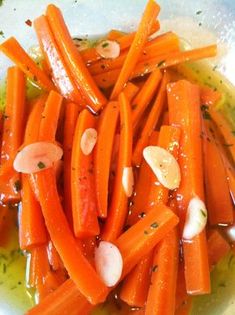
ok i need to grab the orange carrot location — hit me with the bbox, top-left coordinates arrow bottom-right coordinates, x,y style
0,67 -> 26,203
63,102 -> 80,226
226,167 -> 235,203
33,168 -> 108,305
34,15 -> 84,104
208,229 -> 230,269
47,240 -> 64,271
38,91 -> 63,142
175,261 -> 188,310
175,297 -> 193,315
132,69 -> 162,130
167,80 -> 210,295
27,204 -> 179,314
133,72 -> 169,166
101,92 -> 132,241
110,0 -> 160,99
71,109 -> 100,238
46,4 -> 107,113
0,37 -> 54,91
107,29 -> 125,40
94,68 -> 120,89
94,101 -> 119,218
123,82 -> 139,102
203,122 -> 234,226
200,86 -> 222,106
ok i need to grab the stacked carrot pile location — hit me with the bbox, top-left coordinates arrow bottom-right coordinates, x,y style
0,1 -> 234,315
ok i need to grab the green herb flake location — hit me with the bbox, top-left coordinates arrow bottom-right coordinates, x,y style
201,105 -> 211,120
196,10 -> 202,15
0,30 -> 5,38
14,180 -> 21,192
198,22 -> 202,27
157,60 -> 166,67
37,161 -> 46,169
152,265 -> 158,272
150,222 -> 158,229
213,65 -> 218,71
200,209 -> 207,217
102,42 -> 109,48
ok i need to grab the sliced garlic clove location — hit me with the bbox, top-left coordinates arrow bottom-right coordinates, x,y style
96,40 -> 120,59
95,241 -> 123,287
143,146 -> 181,190
122,166 -> 134,197
80,128 -> 97,155
13,142 -> 63,174
183,196 -> 208,240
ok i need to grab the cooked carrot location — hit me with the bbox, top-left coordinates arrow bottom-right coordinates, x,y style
0,37 -> 54,91
126,131 -> 159,226
123,82 -> 139,102
71,109 -> 99,237
38,91 -> 63,142
46,4 -> 107,113
107,29 -> 125,40
167,80 -> 210,295
145,228 -> 179,315
33,168 -> 108,305
29,245 -> 50,288
132,69 -> 162,130
101,92 -> 132,241
203,122 -> 234,226
27,203 -> 178,314
63,102 -> 80,226
226,166 -> 235,203
200,86 -> 222,106
0,67 -> 25,202
175,261 -> 188,310
0,205 -> 8,232
94,68 -> 120,89
110,0 -> 160,99
175,297 -> 193,315
89,33 -> 179,76
94,101 -> 119,218
120,253 -> 153,307
34,15 -> 84,104
47,240 -> 64,271
208,106 -> 235,161
133,72 -> 169,166
162,111 -> 169,125
207,229 -> 230,269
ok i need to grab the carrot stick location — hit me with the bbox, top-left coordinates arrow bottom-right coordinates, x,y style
101,92 -> 132,241
38,91 -> 63,142
167,80 -> 210,295
226,167 -> 235,203
0,67 -> 26,203
175,261 -> 188,310
94,101 -> 119,218
33,168 -> 108,305
132,69 -> 162,130
208,229 -> 230,269
133,72 -> 169,166
94,68 -> 120,89
110,0 -> 160,99
203,122 -> 234,226
89,33 -> 179,76
46,4 -> 107,113
200,86 -> 222,106
107,29 -> 125,40
47,240 -> 64,271
175,297 -> 193,315
71,109 -> 100,238
27,204 -> 178,314
123,82 -> 139,102
34,15 -> 84,104
63,102 -> 80,226
0,37 -> 54,91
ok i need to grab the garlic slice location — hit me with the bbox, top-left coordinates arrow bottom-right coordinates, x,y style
80,128 -> 97,155
95,241 -> 123,287
143,146 -> 181,190
13,142 -> 63,174
122,167 -> 134,197
96,40 -> 120,59
183,196 -> 208,240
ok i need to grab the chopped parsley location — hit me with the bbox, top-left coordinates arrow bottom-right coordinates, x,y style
102,42 -> 109,48
157,60 -> 166,67
37,161 -> 46,169
200,209 -> 207,217
201,104 -> 211,120
151,222 -> 158,229
196,10 -> 202,15
0,30 -> 5,38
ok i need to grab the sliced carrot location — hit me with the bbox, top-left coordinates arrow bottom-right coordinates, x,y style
63,102 -> 80,226
38,90 -> 63,142
33,168 -> 108,305
133,72 -> 169,166
175,261 -> 188,310
0,37 -> 54,91
101,92 -> 132,241
47,240 -> 64,271
107,29 -> 125,40
123,82 -> 139,102
71,109 -> 100,238
167,80 -> 210,295
132,69 -> 162,130
162,111 -> 169,125
203,121 -> 234,226
94,101 -> 119,218
110,0 -> 160,99
0,205 -> 8,232
46,4 -> 107,113
200,86 -> 222,106
175,297 -> 193,315
94,68 -> 120,89
226,166 -> 235,203
34,15 -> 84,104
0,67 -> 26,202
208,229 -> 230,269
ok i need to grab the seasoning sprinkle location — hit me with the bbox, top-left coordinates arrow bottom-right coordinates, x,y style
150,222 -> 158,229
37,161 -> 46,169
